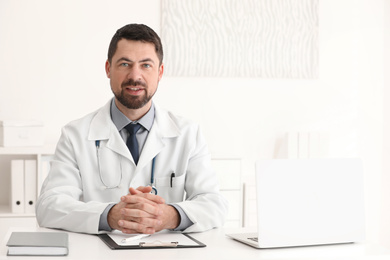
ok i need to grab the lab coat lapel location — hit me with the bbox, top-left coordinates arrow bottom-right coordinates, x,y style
87,100 -> 131,160
136,104 -> 181,170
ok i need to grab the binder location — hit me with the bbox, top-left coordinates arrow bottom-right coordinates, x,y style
98,232 -> 206,250
7,232 -> 68,256
10,160 -> 25,214
24,160 -> 37,214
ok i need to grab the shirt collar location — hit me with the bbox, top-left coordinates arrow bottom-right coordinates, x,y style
110,98 -> 155,131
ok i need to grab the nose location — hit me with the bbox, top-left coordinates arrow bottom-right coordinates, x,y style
127,65 -> 142,81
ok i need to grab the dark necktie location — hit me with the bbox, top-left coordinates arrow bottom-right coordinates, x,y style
125,123 -> 141,164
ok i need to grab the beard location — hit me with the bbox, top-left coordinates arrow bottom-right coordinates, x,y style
113,79 -> 155,110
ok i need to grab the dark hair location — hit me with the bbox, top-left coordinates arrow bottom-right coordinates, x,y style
107,24 -> 163,65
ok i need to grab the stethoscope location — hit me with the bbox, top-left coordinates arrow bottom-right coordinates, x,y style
95,140 -> 158,194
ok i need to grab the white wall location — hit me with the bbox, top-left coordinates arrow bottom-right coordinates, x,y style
382,0 -> 390,244
0,0 -> 161,142
0,0 -> 387,243
355,0 -> 385,244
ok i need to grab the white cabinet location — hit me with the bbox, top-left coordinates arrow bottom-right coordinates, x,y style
0,146 -> 54,238
211,158 -> 242,228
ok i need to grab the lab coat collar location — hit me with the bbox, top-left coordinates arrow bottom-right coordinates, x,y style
153,103 -> 181,138
87,99 -> 182,166
87,100 -> 114,141
87,100 -> 130,159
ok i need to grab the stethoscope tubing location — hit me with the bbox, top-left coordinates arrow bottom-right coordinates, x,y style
96,140 -> 157,194
150,157 -> 157,195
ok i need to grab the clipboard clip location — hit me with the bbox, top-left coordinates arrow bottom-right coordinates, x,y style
139,241 -> 179,248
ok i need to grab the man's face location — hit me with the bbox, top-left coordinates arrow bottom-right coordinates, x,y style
106,39 -> 163,111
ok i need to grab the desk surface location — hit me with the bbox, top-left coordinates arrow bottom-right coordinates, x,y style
1,227 -> 390,260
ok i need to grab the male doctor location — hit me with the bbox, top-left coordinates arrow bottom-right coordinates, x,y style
36,24 -> 228,234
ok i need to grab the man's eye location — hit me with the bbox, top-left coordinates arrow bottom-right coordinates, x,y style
120,63 -> 129,67
143,64 -> 151,68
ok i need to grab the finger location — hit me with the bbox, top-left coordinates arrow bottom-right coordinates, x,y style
118,220 -> 155,234
126,216 -> 162,228
121,194 -> 157,205
129,187 -> 141,195
121,193 -> 165,204
136,186 -> 152,193
135,193 -> 165,204
120,208 -> 158,218
123,200 -> 163,217
129,186 -> 152,195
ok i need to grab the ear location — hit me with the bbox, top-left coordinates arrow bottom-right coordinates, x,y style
105,60 -> 111,78
158,63 -> 164,82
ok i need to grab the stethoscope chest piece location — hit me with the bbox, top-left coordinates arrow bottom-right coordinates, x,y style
150,185 -> 158,195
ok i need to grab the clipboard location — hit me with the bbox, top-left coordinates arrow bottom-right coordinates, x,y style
98,231 -> 206,250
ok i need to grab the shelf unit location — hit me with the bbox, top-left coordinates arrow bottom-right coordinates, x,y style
211,157 -> 242,228
0,146 -> 55,216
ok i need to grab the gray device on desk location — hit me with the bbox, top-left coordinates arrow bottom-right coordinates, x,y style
226,158 -> 365,248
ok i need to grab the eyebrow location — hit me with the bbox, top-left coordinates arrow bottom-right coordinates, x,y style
116,57 -> 155,64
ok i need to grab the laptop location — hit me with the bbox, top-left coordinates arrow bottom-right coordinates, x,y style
226,158 -> 365,248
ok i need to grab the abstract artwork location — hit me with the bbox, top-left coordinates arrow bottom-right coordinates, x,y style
161,0 -> 319,78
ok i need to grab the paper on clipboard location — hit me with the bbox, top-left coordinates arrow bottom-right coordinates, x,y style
107,230 -> 199,247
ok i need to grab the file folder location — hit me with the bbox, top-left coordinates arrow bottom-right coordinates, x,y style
10,160 -> 25,213
24,160 -> 37,214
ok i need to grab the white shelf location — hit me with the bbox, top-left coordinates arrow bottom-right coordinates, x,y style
0,205 -> 35,217
0,145 -> 55,155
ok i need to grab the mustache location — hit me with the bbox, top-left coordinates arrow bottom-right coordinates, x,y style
121,79 -> 147,88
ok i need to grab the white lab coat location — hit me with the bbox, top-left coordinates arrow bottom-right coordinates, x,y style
36,100 -> 228,234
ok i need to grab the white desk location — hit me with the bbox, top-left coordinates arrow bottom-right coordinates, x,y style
1,227 -> 390,260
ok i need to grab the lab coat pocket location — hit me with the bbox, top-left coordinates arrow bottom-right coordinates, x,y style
155,173 -> 186,203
